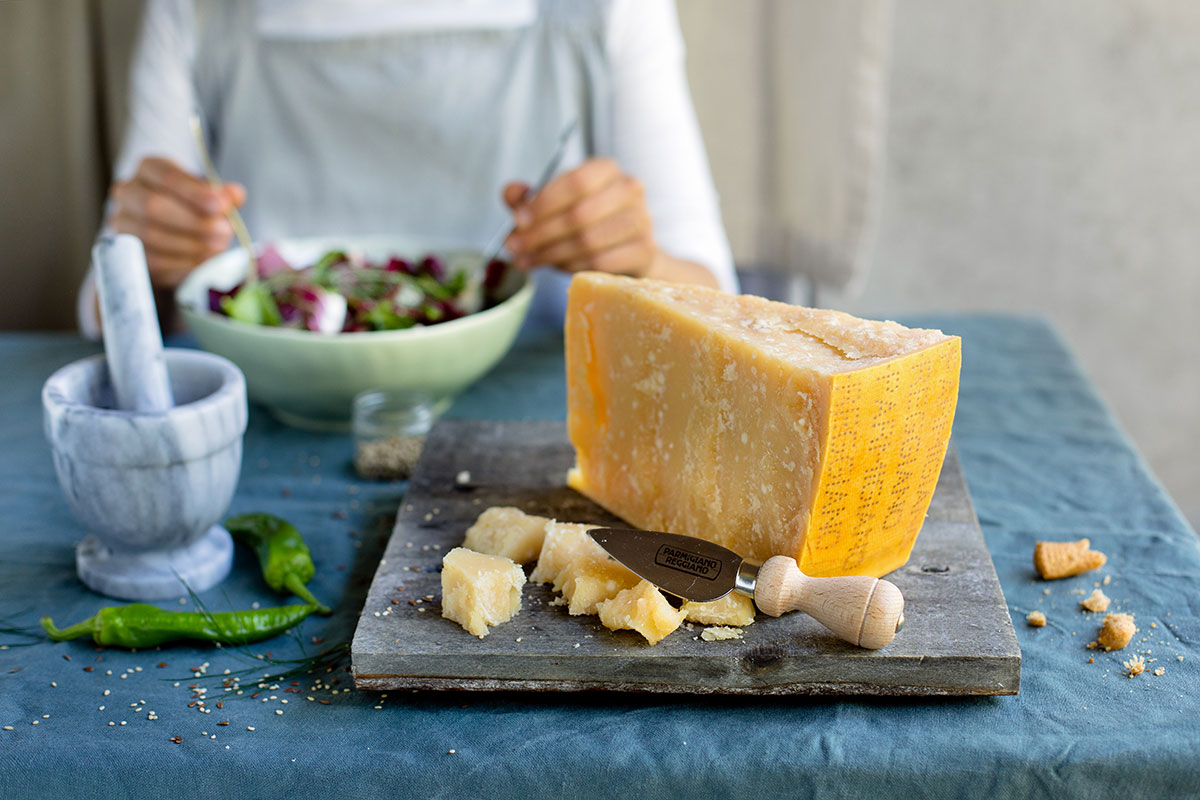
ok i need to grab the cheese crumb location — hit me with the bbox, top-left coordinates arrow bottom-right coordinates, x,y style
1098,613 -> 1137,651
1026,610 -> 1047,627
1034,539 -> 1106,580
700,626 -> 744,641
1080,589 -> 1110,613
1123,654 -> 1146,677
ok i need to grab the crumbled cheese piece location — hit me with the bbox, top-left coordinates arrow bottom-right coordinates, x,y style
1098,612 -> 1136,651
682,593 -> 756,627
529,521 -> 605,584
700,626 -> 744,642
1080,589 -> 1111,613
1123,654 -> 1146,677
462,506 -> 550,564
1034,539 -> 1106,580
596,580 -> 686,645
440,547 -> 525,638
554,554 -> 639,616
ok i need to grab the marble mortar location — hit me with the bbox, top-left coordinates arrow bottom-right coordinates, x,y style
42,349 -> 248,600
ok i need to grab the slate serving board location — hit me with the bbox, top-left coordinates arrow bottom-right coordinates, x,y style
351,420 -> 1021,696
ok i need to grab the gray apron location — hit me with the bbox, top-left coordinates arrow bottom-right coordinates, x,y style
193,0 -> 613,325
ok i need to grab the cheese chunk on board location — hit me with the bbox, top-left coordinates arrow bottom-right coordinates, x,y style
565,272 -> 961,578
462,506 -> 550,564
556,554 -> 641,616
681,592 -> 756,627
529,521 -> 605,586
440,547 -> 526,638
596,580 -> 687,645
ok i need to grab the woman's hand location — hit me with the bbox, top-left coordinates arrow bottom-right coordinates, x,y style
109,157 -> 245,290
502,158 -> 719,288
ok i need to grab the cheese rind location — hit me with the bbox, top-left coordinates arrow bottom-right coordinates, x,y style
681,592 -> 756,627
440,547 -> 525,638
596,580 -> 687,645
529,521 -> 605,586
565,272 -> 960,577
462,506 -> 549,564
556,554 -> 640,616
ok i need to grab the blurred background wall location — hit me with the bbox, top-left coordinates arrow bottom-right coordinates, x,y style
1,0 -> 1196,529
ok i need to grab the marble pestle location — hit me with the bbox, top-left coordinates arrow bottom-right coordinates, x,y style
93,234 -> 174,412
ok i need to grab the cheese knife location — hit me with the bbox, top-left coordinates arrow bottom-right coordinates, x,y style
588,528 -> 905,649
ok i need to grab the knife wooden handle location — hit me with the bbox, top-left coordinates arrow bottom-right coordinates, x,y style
754,556 -> 904,649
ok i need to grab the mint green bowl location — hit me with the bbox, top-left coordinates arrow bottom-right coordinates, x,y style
176,236 -> 533,430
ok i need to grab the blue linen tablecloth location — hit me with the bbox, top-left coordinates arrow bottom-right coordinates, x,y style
1,316 -> 1198,799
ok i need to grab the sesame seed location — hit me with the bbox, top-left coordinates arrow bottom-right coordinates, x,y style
103,689 -> 110,696
275,710 -> 283,716
2,726 -> 12,731
108,722 -> 115,726
120,721 -> 126,726
50,682 -> 57,688
41,715 -> 49,719
31,720 -> 38,726
98,706 -> 105,711
448,749 -> 456,754
247,726 -> 255,731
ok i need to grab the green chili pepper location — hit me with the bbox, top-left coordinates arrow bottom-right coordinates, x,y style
225,512 -> 331,614
39,603 -> 316,649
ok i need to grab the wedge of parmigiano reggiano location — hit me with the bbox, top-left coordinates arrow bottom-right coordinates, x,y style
565,272 -> 960,578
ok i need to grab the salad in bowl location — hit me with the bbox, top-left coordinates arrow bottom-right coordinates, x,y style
177,236 -> 533,429
208,244 -> 512,334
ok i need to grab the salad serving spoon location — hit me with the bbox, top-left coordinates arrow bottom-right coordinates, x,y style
189,112 -> 260,283
479,117 -> 579,271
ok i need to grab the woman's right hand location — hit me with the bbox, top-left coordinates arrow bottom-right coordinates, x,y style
108,157 -> 245,290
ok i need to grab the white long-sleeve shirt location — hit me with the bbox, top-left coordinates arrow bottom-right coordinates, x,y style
79,0 -> 736,336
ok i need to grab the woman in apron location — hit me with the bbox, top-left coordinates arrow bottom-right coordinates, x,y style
80,0 -> 736,335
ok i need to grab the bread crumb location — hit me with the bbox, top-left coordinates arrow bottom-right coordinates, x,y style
1080,589 -> 1110,613
1034,539 -> 1106,579
1026,610 -> 1046,627
1098,613 -> 1136,651
1153,667 -> 1165,676
1123,654 -> 1146,677
700,626 -> 744,641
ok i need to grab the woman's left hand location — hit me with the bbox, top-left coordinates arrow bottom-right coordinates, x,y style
502,158 -> 719,288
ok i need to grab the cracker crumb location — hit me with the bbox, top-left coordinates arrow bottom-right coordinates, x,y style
1098,613 -> 1136,651
1034,539 -> 1106,580
1026,610 -> 1047,627
700,626 -> 744,641
1153,667 -> 1165,676
1123,654 -> 1146,677
1080,589 -> 1110,613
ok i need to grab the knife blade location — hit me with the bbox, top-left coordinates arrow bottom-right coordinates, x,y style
589,527 -> 905,649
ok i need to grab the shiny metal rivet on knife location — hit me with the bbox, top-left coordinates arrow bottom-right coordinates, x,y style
589,528 -> 905,649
